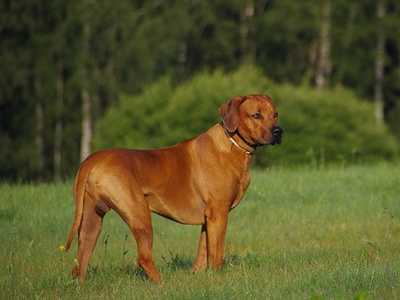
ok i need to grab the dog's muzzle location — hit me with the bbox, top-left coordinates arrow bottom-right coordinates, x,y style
271,126 -> 283,145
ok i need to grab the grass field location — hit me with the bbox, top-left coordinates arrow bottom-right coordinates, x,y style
1,163 -> 400,299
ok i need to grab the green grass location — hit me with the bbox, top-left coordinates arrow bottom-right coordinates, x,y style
1,163 -> 400,299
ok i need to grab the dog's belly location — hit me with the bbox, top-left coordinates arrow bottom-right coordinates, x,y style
146,192 -> 205,225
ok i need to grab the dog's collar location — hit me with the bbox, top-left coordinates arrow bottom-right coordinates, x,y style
228,136 -> 253,155
222,125 -> 255,155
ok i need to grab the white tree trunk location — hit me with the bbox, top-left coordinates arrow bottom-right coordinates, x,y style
80,22 -> 93,162
315,0 -> 331,89
240,0 -> 256,64
54,62 -> 63,180
35,99 -> 44,176
80,88 -> 92,162
34,72 -> 45,177
374,0 -> 385,124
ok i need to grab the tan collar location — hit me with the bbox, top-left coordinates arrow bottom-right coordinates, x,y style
220,125 -> 255,155
217,123 -> 255,155
228,136 -> 253,155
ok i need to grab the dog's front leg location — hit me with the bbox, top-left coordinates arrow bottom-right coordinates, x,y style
205,207 -> 229,270
192,224 -> 207,272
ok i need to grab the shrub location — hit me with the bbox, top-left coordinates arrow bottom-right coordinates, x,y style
94,65 -> 398,166
260,84 -> 398,166
94,77 -> 174,149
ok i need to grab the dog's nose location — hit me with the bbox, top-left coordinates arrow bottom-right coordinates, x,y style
272,126 -> 283,137
271,126 -> 283,145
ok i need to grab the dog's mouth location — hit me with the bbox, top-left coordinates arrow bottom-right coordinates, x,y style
258,136 -> 281,146
250,126 -> 283,147
270,136 -> 282,145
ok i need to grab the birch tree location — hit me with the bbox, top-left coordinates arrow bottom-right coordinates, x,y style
374,0 -> 386,124
315,0 -> 331,89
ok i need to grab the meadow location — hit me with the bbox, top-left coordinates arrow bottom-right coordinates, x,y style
1,163 -> 400,299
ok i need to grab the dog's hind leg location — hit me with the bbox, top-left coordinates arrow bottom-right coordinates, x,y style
111,183 -> 161,283
72,193 -> 105,284
130,215 -> 160,283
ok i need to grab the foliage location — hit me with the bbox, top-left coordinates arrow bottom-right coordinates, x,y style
95,66 -> 398,166
94,77 -> 174,149
261,84 -> 399,166
1,0 -> 400,180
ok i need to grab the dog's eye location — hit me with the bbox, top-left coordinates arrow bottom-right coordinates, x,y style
274,112 -> 278,119
252,112 -> 261,119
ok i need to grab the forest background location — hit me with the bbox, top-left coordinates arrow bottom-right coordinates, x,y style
1,0 -> 399,181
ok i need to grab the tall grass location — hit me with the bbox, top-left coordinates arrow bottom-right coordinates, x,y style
1,163 -> 399,299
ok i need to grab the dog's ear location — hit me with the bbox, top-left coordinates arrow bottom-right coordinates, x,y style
219,96 -> 246,133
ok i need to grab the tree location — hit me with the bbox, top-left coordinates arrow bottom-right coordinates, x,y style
374,0 -> 386,124
53,62 -> 64,180
256,1 -> 319,83
314,0 -> 332,89
1,0 -> 399,181
79,21 -> 93,162
240,0 -> 255,64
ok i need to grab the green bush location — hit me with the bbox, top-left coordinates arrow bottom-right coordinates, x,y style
262,84 -> 398,166
94,65 -> 398,166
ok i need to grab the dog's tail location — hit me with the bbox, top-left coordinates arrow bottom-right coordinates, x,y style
63,166 -> 89,251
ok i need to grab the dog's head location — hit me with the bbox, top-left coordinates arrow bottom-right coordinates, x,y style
219,95 -> 283,146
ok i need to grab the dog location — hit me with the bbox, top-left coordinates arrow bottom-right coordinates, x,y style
63,94 -> 283,283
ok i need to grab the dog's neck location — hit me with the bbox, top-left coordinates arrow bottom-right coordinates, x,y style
202,124 -> 253,177
218,123 -> 255,155
217,124 -> 255,156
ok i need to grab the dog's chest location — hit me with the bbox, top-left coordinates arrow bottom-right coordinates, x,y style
230,163 -> 251,209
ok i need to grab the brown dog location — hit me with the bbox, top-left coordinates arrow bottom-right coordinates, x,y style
63,94 -> 282,283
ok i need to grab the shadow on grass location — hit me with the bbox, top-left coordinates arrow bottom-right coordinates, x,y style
159,251 -> 264,272
224,253 -> 263,269
160,252 -> 264,272
125,266 -> 149,281
162,253 -> 193,271
87,264 -> 150,282
85,252 -> 264,282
